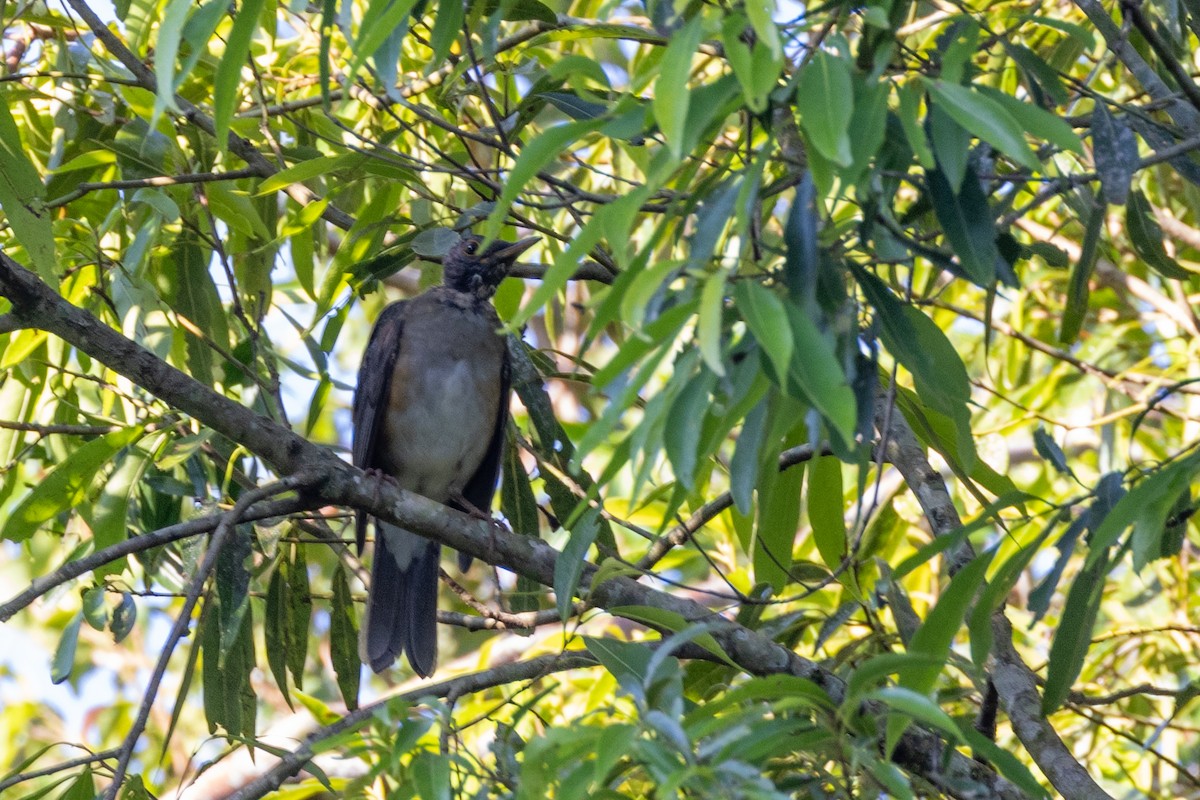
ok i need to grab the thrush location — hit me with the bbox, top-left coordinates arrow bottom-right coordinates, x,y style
353,233 -> 538,676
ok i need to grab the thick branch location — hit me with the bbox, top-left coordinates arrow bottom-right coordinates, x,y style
1072,0 -> 1200,133
874,392 -> 1114,800
0,251 -> 1023,800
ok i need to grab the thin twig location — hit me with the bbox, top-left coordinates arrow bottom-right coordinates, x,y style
0,497 -> 316,622
0,747 -> 121,793
104,475 -> 315,800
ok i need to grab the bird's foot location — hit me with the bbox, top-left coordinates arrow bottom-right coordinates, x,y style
450,492 -> 512,547
365,467 -> 399,505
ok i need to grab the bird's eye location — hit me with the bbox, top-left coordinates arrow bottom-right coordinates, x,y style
465,240 -> 478,255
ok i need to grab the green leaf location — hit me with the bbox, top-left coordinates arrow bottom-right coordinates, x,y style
653,16 -> 703,160
901,549 -> 992,696
610,606 -> 736,666
927,164 -> 1000,286
411,753 -> 452,800
554,507 -> 601,620
1060,200 -> 1103,344
330,564 -> 360,710
974,85 -> 1082,155
265,564 -> 292,708
0,95 -> 56,276
896,82 -> 934,169
1042,550 -> 1107,714
796,50 -> 854,166
808,456 -> 846,572
1090,102 -> 1138,206
4,426 -> 145,543
87,449 -> 147,578
722,14 -> 782,113
51,612 -> 83,685
733,282 -> 794,383
853,268 -> 972,444
868,686 -> 964,752
427,0 -> 465,68
214,0 -> 266,151
1126,189 -> 1191,280
924,79 -> 1040,170
784,305 -> 857,443
82,586 -> 109,631
696,269 -> 728,376
256,154 -> 350,196
345,0 -> 422,84
754,409 -> 805,591
483,117 -> 606,242
153,0 -> 193,115
286,545 -> 310,689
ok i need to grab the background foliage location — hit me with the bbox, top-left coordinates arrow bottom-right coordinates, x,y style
2,0 -> 1200,797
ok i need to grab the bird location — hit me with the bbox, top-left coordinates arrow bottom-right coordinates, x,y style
352,233 -> 538,676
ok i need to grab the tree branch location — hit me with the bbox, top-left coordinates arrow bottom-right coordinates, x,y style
0,497 -> 314,622
873,391 -> 1114,800
0,250 -> 1025,800
104,477 -> 314,800
61,0 -> 355,231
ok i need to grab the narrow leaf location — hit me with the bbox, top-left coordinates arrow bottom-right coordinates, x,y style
214,0 -> 267,151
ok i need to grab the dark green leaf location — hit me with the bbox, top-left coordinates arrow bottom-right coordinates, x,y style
111,591 -> 137,643
927,164 -> 1000,287
1003,42 -> 1070,106
1090,102 -> 1138,205
1126,189 -> 1191,280
782,174 -> 819,305
286,545 -> 310,689
1033,426 -> 1073,476
730,395 -> 769,515
501,427 -> 542,614
265,564 -> 292,708
1042,550 -> 1107,714
1060,201 -> 1103,344
796,50 -> 854,166
554,507 -> 600,620
330,564 -> 360,710
540,92 -> 610,121
664,368 -> 717,490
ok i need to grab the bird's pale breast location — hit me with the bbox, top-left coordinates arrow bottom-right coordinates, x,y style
381,294 -> 504,502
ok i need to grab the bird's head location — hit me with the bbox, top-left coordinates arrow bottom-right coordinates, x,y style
442,234 -> 539,299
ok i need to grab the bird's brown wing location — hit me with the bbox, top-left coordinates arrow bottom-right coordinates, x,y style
352,300 -> 407,554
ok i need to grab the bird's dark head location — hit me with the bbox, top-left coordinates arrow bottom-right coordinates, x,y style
442,234 -> 539,299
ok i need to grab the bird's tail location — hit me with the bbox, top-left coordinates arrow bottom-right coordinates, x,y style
360,522 -> 440,676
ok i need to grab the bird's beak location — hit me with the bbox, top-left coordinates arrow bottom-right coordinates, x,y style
488,236 -> 539,264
